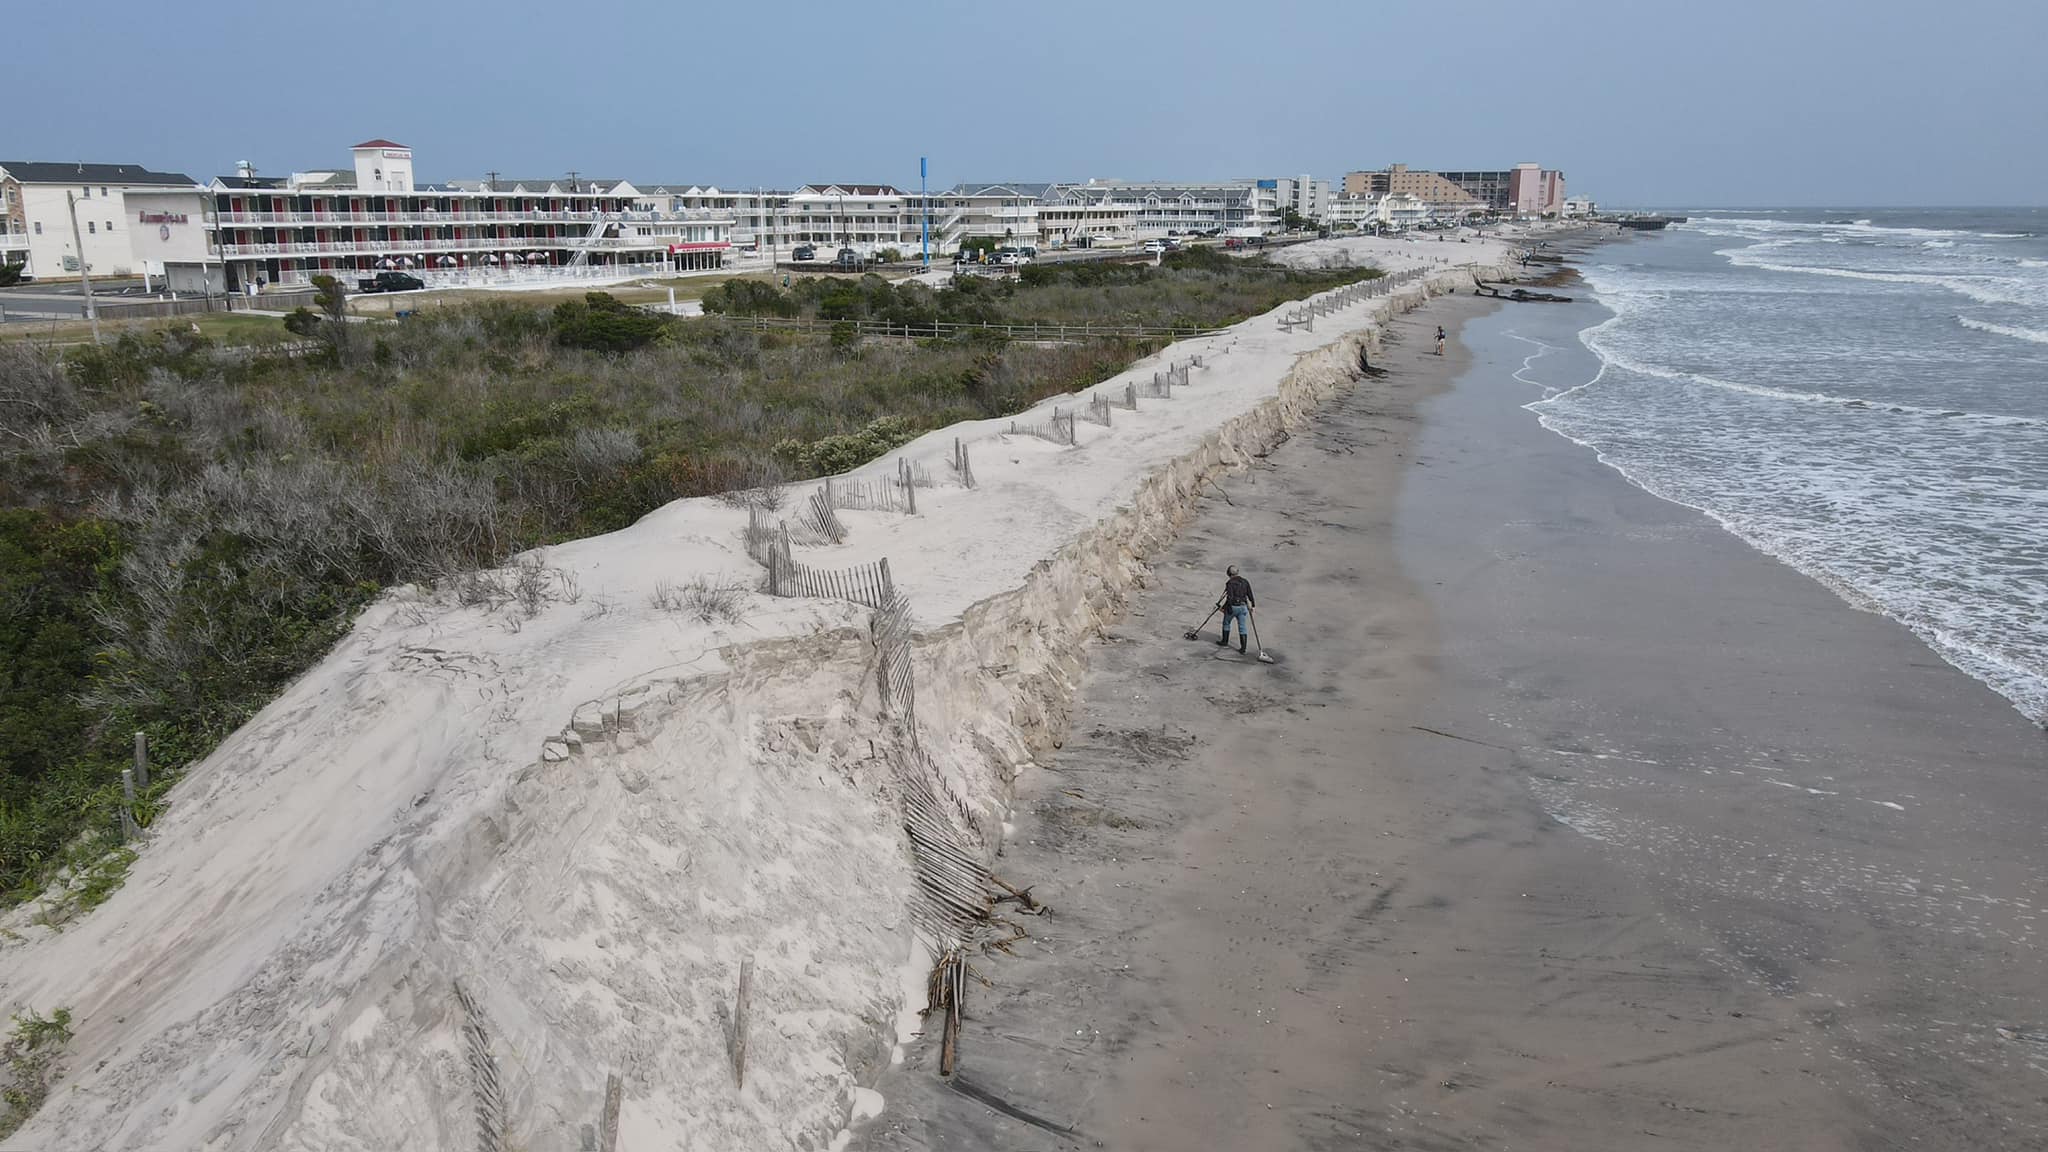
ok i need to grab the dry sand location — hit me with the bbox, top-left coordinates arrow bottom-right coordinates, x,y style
853,286 -> 2048,1150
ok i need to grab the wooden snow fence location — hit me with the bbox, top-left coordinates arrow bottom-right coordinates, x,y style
950,437 -> 976,489
763,540 -> 896,608
1007,409 -> 1076,446
1085,391 -> 1113,426
797,480 -> 848,543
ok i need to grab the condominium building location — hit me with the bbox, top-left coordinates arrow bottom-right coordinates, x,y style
0,160 -> 200,280
1341,165 -> 1485,212
197,140 -> 733,293
1324,193 -> 1384,230
1049,180 -> 1279,236
1508,163 -> 1567,216
933,183 -> 1047,251
1342,163 -> 1563,216
1034,192 -> 1139,248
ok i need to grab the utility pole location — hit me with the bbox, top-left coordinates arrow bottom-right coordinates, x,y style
65,191 -> 101,345
920,156 -> 929,268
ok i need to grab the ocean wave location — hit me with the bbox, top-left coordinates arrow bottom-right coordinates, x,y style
1572,307 -> 2039,427
1924,240 -> 1955,249
1958,316 -> 2048,345
1683,215 -> 1971,240
1720,248 -> 2042,308
1520,401 -> 2048,723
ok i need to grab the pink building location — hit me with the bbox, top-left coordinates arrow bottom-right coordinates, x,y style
1508,163 -> 1567,217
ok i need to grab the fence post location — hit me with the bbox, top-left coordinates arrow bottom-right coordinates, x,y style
600,1071 -> 624,1150
133,730 -> 149,790
120,769 -> 138,841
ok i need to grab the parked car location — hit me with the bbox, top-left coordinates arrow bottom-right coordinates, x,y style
834,248 -> 862,270
1142,239 -> 1167,254
792,244 -> 817,261
1019,245 -> 1038,258
996,251 -> 1030,267
356,271 -> 424,293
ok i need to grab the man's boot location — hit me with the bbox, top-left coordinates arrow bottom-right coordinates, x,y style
1215,636 -> 1228,646
1238,638 -> 1248,654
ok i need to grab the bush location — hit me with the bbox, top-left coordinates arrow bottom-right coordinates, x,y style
773,415 -> 920,475
0,263 -> 25,289
552,292 -> 671,353
283,307 -> 322,337
0,1006 -> 72,1139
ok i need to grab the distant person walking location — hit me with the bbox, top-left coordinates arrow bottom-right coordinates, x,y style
1217,566 -> 1255,654
1435,326 -> 1446,356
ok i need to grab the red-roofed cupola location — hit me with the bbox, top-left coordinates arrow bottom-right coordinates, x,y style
351,139 -> 409,150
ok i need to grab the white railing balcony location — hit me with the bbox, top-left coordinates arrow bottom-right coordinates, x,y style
215,233 -> 686,259
210,208 -> 734,228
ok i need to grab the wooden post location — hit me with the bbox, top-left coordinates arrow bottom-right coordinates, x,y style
731,957 -> 754,1089
599,1071 -> 623,1152
133,730 -> 149,790
120,769 -> 138,841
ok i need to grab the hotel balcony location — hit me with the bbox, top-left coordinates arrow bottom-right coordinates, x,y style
215,234 -> 682,259
208,208 -> 733,228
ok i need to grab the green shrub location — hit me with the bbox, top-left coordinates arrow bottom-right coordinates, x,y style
552,292 -> 670,353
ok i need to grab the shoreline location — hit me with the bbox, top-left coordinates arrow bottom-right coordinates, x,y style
854,246 -> 2048,1149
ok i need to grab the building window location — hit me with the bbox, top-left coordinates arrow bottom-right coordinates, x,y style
34,222 -> 42,234
81,187 -> 90,199
87,222 -> 96,233
101,187 -> 109,196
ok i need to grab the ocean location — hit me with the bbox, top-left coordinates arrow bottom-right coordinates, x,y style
1528,208 -> 2048,724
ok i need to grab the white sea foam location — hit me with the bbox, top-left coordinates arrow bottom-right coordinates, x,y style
1958,316 -> 2048,346
1544,253 -> 2048,726
1719,245 -> 2044,309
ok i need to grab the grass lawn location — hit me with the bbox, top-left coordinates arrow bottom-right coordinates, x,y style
0,310 -> 288,346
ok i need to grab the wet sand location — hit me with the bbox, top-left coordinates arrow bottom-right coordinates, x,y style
855,287 -> 2047,1150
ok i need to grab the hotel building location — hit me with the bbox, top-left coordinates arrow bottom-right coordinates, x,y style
0,160 -> 200,281
198,140 -> 733,293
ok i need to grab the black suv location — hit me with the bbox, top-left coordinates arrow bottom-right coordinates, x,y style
357,271 -> 425,293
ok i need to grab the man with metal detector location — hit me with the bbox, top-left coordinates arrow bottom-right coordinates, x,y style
1217,566 -> 1255,654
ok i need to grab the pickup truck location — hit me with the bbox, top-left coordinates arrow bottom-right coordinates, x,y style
357,271 -> 424,293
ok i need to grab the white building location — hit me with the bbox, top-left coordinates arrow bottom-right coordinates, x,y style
1382,193 -> 1432,229
1562,195 -> 1597,219
198,140 -> 734,292
0,160 -> 200,281
1324,193 -> 1384,230
1283,174 -> 1332,222
1048,180 -> 1277,236
932,184 -> 1045,252
124,188 -> 215,292
1035,193 -> 1139,249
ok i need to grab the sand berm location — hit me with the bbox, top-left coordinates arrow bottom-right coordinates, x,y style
0,237 -> 1516,1151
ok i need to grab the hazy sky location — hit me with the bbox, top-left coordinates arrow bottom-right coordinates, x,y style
11,0 -> 2043,206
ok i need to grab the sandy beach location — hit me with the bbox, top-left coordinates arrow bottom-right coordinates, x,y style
853,278 -> 2048,1149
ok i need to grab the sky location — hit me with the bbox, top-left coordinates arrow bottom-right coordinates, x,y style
10,0 -> 2045,207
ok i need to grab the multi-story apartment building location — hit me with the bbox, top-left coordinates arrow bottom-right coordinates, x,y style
1343,163 -> 1563,216
1341,165 -> 1485,211
1035,192 -> 1139,248
1508,163 -> 1567,216
1325,193 -> 1384,230
931,183 -> 1046,252
1049,180 -> 1279,236
0,160 -> 199,280
197,140 -> 732,293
